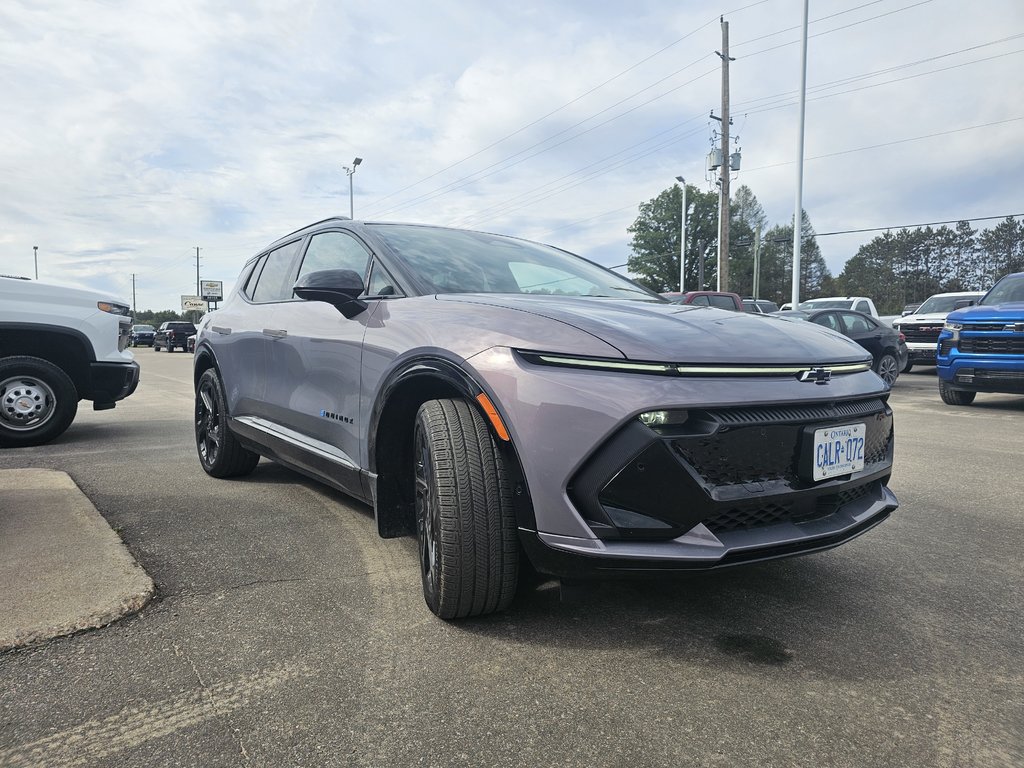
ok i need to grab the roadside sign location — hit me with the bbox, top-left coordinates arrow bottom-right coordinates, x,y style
201,280 -> 223,301
181,295 -> 208,312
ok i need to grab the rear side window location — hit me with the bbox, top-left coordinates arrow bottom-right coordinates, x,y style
252,240 -> 303,303
709,295 -> 736,310
855,300 -> 870,313
840,312 -> 874,333
689,295 -> 710,306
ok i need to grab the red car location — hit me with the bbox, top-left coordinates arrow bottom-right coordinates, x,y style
660,291 -> 744,311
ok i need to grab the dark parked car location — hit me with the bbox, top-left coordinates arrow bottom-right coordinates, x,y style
742,298 -> 780,314
778,309 -> 907,386
154,321 -> 196,352
129,323 -> 156,347
194,218 -> 897,619
660,290 -> 744,311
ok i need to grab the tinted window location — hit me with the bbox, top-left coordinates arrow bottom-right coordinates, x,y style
368,224 -> 655,300
690,295 -> 710,306
840,312 -> 874,333
252,240 -> 303,303
241,256 -> 266,300
855,300 -> 870,313
366,261 -> 399,297
298,232 -> 371,281
709,295 -> 736,310
812,312 -> 842,332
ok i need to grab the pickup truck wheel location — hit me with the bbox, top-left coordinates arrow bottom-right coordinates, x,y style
413,399 -> 518,619
875,353 -> 899,387
939,379 -> 976,406
195,369 -> 260,477
0,356 -> 79,448
167,344 -> 174,353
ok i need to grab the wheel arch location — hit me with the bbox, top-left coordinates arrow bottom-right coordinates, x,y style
368,356 -> 535,539
0,324 -> 94,398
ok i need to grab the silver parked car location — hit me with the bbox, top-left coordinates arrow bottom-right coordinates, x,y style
193,218 -> 898,618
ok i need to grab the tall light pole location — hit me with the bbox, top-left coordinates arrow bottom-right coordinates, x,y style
33,246 -> 38,279
791,0 -> 809,309
675,176 -> 686,292
343,157 -> 363,219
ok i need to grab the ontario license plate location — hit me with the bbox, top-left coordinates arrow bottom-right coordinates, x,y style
812,423 -> 866,481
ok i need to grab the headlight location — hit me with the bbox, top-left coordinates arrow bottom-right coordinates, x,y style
944,321 -> 963,331
97,301 -> 131,315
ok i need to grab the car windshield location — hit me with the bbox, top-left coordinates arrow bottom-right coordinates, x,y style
133,325 -> 154,332
799,299 -> 853,310
916,295 -> 981,313
368,224 -> 659,300
981,274 -> 1024,305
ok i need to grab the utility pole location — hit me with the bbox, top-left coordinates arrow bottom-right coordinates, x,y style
752,229 -> 761,300
716,17 -> 734,292
676,176 -> 686,292
195,247 -> 201,297
33,246 -> 38,280
132,273 -> 137,315
791,0 -> 810,309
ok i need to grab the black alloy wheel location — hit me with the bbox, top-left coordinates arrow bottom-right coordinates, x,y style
413,399 -> 518,619
875,352 -> 899,387
195,368 -> 260,477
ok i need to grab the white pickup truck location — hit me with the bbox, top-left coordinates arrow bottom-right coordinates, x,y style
0,275 -> 140,447
787,296 -> 879,317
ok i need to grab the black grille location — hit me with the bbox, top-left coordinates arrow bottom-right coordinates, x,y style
900,326 -> 943,343
672,410 -> 893,488
959,337 -> 1024,354
706,503 -> 794,533
704,482 -> 880,534
966,323 -> 1012,332
700,397 -> 885,426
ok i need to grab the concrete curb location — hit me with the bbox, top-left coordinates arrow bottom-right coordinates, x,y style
0,468 -> 154,651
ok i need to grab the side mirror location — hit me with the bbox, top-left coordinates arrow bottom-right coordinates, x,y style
953,299 -> 976,310
293,269 -> 368,319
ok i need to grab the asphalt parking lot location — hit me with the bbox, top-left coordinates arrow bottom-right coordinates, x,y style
1,351 -> 1022,767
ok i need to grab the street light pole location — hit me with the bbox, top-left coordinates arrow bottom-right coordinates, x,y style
343,157 -> 363,219
33,246 -> 38,279
675,176 -> 686,292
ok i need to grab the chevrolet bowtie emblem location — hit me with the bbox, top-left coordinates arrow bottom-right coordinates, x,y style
798,367 -> 832,384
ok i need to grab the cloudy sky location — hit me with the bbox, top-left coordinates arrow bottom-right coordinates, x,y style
2,0 -> 1022,310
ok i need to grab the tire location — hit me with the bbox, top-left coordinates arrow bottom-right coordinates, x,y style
195,368 -> 260,477
414,399 -> 518,619
939,379 -> 976,406
901,360 -> 913,374
0,356 -> 79,448
167,344 -> 174,353
875,352 -> 899,387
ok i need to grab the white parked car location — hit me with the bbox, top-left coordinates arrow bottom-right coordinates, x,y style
893,291 -> 985,372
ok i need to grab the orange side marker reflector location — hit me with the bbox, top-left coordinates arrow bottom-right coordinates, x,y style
476,393 -> 510,442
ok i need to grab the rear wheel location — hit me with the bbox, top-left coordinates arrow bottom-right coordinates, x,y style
939,379 -> 976,406
901,360 -> 913,374
0,356 -> 79,448
413,399 -> 518,619
195,368 -> 260,477
875,352 -> 899,387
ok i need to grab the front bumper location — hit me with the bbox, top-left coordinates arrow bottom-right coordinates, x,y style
465,348 -> 898,576
905,342 -> 937,363
937,331 -> 1024,392
87,361 -> 140,407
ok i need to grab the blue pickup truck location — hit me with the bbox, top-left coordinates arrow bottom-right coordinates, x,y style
936,271 -> 1024,405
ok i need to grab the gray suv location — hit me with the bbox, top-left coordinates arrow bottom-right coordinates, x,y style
193,218 -> 898,618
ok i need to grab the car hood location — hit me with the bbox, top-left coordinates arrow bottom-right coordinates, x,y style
947,302 -> 1024,324
439,294 -> 869,364
896,312 -> 949,324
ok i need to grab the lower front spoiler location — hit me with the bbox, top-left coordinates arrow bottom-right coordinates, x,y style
521,486 -> 897,578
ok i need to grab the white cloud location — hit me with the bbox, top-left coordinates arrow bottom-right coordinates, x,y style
1,0 -> 1022,308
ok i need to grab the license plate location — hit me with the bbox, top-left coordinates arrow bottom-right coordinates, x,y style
812,423 -> 866,481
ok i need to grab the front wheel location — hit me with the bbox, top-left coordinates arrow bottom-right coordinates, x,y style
0,356 -> 79,448
195,368 -> 260,477
414,399 -> 518,619
939,379 -> 976,406
875,352 -> 899,387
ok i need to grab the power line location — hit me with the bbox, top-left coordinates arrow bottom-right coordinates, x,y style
743,117 -> 1024,172
814,213 -> 1024,238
